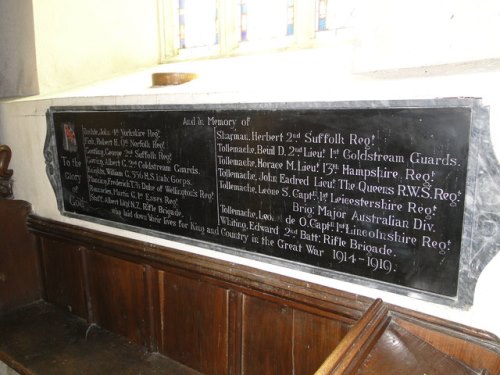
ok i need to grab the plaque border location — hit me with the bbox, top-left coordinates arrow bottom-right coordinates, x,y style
44,98 -> 496,308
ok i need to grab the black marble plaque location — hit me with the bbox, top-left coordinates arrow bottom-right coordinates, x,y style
46,102 -> 477,299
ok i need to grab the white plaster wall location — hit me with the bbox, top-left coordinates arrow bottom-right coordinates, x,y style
353,0 -> 500,72
2,50 -> 500,337
31,0 -> 160,95
1,1 -> 500,338
0,0 -> 38,98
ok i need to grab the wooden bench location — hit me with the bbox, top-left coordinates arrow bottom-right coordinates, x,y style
0,302 -> 200,375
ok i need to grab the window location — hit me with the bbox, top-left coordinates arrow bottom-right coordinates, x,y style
240,0 -> 294,41
317,0 -> 329,31
177,0 -> 218,49
159,0 -> 354,62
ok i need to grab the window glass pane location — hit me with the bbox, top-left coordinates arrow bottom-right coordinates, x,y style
316,0 -> 335,31
240,0 -> 294,42
178,0 -> 218,49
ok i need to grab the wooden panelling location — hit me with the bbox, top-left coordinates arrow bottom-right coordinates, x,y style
158,271 -> 230,375
26,216 -> 500,375
294,310 -> 351,375
26,215 -> 370,324
228,290 -> 243,375
241,295 -> 294,375
39,237 -> 87,319
0,200 -> 41,313
86,250 -> 148,347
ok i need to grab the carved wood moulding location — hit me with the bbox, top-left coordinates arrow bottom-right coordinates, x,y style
0,145 -> 13,199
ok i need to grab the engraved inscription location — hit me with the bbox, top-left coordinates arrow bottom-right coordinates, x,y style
51,107 -> 472,297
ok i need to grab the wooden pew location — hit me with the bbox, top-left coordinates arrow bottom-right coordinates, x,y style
0,201 -> 499,374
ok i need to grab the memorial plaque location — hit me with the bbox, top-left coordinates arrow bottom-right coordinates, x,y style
45,100 -> 491,304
